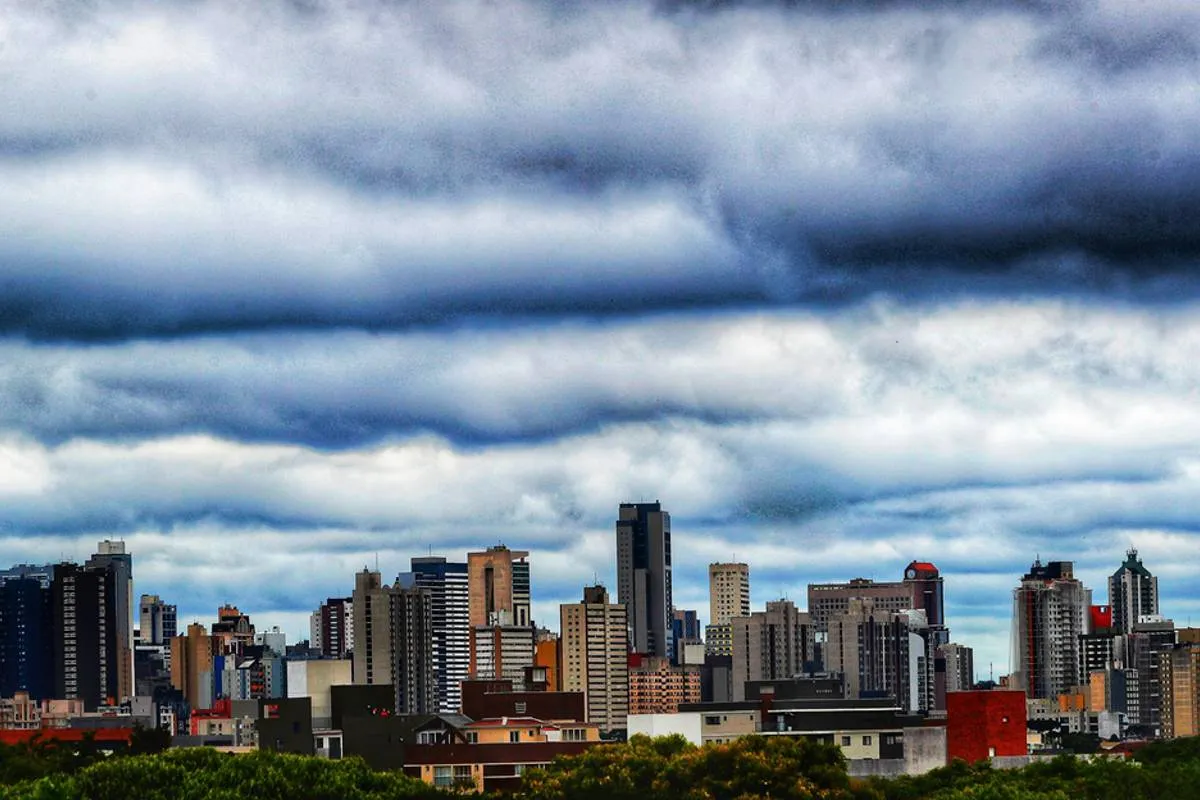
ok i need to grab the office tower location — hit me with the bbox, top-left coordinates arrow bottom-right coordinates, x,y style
1159,642 -> 1200,739
310,597 -> 353,659
1123,616 -> 1176,733
1010,559 -> 1091,699
256,626 -> 286,657
405,557 -> 469,713
825,600 -> 931,712
807,577 -> 916,633
51,562 -> 118,710
709,562 -> 750,625
730,599 -> 815,702
560,585 -> 629,732
171,622 -> 214,709
939,643 -> 975,693
392,586 -> 436,714
85,541 -> 134,702
616,502 -> 673,660
139,594 -> 177,646
467,546 -> 533,681
468,546 -> 530,628
350,568 -> 435,714
1109,548 -> 1159,635
352,569 -> 395,687
629,656 -> 701,715
0,576 -> 53,700
706,562 -> 749,658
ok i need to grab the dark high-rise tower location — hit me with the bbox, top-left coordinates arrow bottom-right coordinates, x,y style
85,541 -> 133,701
616,501 -> 673,660
52,562 -> 119,710
0,576 -> 53,700
1109,548 -> 1159,635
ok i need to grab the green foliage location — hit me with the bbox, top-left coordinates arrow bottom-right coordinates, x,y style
0,749 -> 451,800
1,731 -> 1199,800
872,746 -> 1200,800
514,734 -> 880,800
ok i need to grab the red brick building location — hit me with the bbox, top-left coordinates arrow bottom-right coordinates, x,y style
946,690 -> 1026,763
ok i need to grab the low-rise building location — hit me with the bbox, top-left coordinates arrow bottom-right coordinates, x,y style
628,657 -> 701,716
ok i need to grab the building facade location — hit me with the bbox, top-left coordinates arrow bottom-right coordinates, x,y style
138,594 -> 176,646
826,601 -> 932,712
560,585 -> 629,732
616,502 -> 673,660
52,562 -> 118,710
629,656 -> 701,715
1109,549 -> 1159,636
0,577 -> 53,700
1010,559 -> 1091,699
404,558 -> 469,713
84,542 -> 134,703
730,599 -> 815,702
310,597 -> 353,659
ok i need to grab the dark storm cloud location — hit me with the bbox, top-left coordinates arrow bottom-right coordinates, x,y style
2,0 -> 1200,338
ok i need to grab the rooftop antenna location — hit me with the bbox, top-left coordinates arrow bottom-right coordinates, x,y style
374,552 -> 379,571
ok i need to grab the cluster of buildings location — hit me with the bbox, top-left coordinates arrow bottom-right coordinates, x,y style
1,504 -> 1199,789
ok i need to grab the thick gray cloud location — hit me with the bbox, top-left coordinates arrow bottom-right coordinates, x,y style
4,1 -> 1200,675
5,303 -> 1200,671
2,0 -> 1200,336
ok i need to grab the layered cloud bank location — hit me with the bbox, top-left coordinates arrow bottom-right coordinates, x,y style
4,303 -> 1200,671
3,0 -> 1200,337
4,0 -> 1200,672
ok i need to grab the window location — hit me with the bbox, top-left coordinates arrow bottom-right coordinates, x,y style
509,731 -> 520,743
433,766 -> 452,787
704,715 -> 722,726
514,702 -> 527,714
862,736 -> 872,746
453,765 -> 472,783
465,732 -> 478,744
841,736 -> 851,746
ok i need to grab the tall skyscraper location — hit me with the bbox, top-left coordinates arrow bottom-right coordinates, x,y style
616,501 -> 673,660
404,557 -> 469,713
0,576 -> 53,700
52,562 -> 118,710
310,597 -> 353,659
352,569 -> 396,687
170,622 -> 214,710
392,585 -> 436,715
903,561 -> 946,645
709,562 -> 751,625
350,568 -> 435,714
705,562 -> 749,658
467,546 -> 530,627
139,594 -> 177,645
467,546 -> 533,681
560,585 -> 629,732
85,541 -> 134,701
826,600 -> 932,712
1109,548 -> 1159,635
1010,559 -> 1091,699
730,599 -> 815,702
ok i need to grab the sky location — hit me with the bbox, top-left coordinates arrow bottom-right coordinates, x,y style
3,0 -> 1200,678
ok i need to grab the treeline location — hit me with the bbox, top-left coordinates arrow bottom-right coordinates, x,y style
0,733 -> 1198,800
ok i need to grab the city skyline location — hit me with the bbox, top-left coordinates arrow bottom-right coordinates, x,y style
6,529 -> 1187,686
4,0 -> 1200,689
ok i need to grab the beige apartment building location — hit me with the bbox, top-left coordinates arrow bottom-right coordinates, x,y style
560,585 -> 628,732
170,623 -> 214,709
